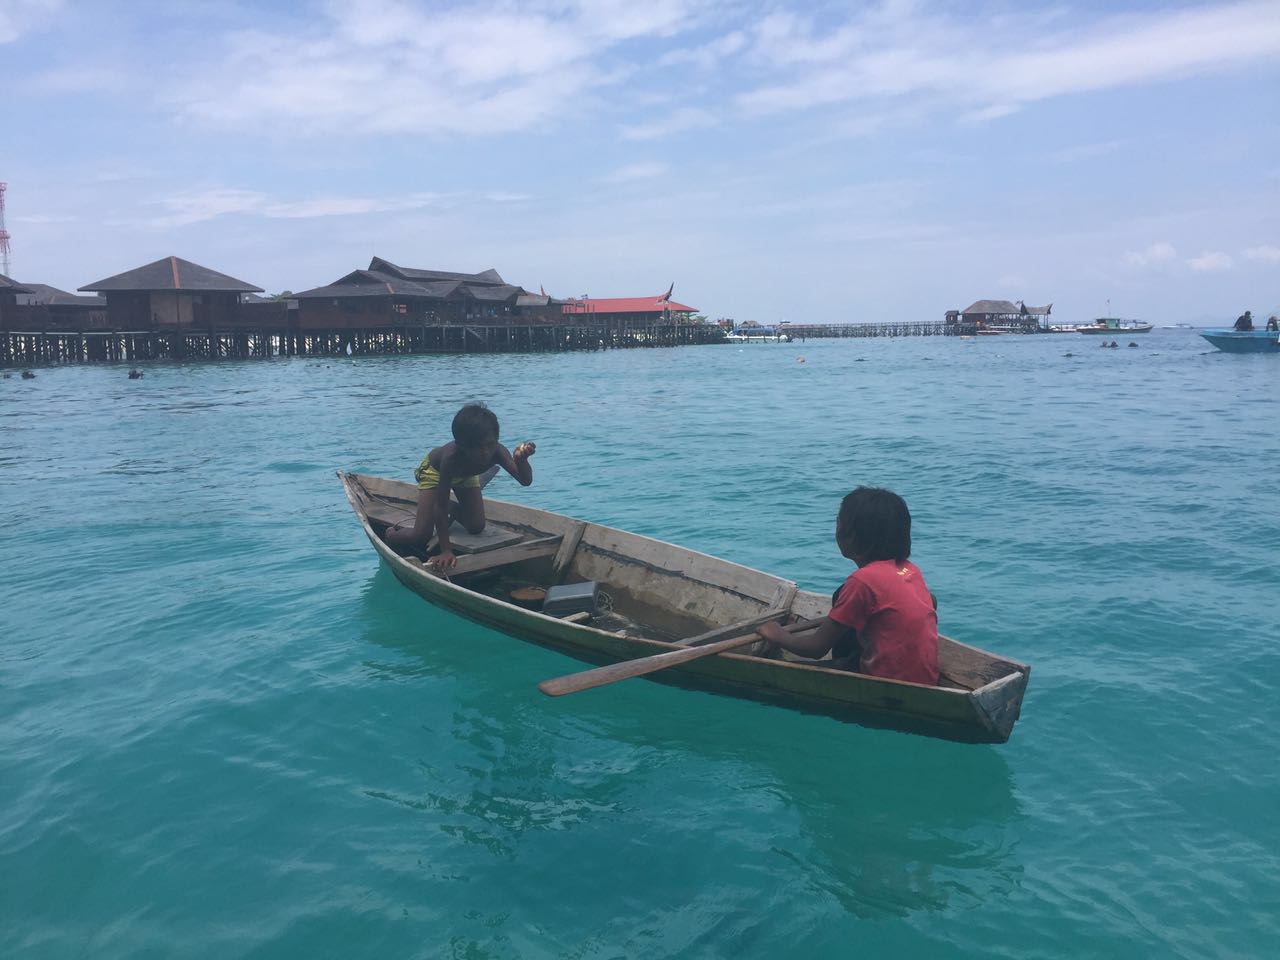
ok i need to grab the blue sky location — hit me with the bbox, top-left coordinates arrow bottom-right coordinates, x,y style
1,0 -> 1277,324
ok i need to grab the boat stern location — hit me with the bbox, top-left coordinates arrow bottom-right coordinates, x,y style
969,668 -> 1030,743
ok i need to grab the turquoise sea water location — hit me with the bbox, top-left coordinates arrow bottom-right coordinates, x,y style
3,331 -> 1278,958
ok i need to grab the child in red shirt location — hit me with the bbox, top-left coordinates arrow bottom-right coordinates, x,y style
758,487 -> 939,685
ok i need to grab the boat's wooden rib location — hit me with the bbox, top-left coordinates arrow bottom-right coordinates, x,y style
339,471 -> 1030,743
550,521 -> 586,584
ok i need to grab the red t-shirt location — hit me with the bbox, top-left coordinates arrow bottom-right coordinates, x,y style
829,560 -> 939,685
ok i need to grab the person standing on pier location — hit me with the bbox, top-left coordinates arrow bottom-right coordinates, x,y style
383,403 -> 535,569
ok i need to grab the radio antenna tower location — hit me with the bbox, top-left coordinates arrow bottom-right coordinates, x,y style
0,182 -> 11,277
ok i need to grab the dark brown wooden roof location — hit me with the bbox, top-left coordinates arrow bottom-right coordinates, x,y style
369,257 -> 506,286
17,283 -> 105,306
292,269 -> 465,300
961,299 -> 1051,316
465,284 -> 522,303
294,261 -> 526,304
0,273 -> 33,294
78,256 -> 263,293
962,299 -> 1021,315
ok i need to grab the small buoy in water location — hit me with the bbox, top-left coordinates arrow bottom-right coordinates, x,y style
21,370 -> 35,379
796,356 -> 805,364
128,368 -> 143,379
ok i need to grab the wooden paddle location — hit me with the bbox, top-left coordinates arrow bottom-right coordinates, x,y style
537,617 -> 822,698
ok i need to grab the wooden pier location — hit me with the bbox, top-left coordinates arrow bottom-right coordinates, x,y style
785,320 -> 976,339
0,318 -> 1007,368
0,320 -> 725,367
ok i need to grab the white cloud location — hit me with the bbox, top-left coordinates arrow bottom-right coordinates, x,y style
26,65 -> 129,94
736,1 -> 1280,122
172,0 -> 706,136
620,106 -> 718,141
139,187 -> 479,228
14,213 -> 76,224
1125,242 -> 1178,268
1052,140 -> 1123,164
959,103 -> 1021,124
602,162 -> 669,183
0,0 -> 61,44
1242,244 -> 1280,263
657,29 -> 748,70
1187,250 -> 1235,272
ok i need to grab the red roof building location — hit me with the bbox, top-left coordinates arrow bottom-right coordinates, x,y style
559,289 -> 698,328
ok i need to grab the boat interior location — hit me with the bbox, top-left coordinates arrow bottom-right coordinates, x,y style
343,473 -> 1025,694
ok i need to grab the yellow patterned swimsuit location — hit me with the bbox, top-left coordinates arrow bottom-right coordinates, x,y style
414,457 -> 482,491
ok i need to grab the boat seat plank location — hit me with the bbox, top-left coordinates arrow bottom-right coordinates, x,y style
434,522 -> 524,554
360,497 -> 524,555
436,535 -> 563,577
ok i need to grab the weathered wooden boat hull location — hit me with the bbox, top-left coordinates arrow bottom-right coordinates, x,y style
340,472 -> 1030,743
1200,329 -> 1280,353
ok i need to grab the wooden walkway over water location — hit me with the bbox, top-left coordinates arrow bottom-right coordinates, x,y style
1,318 -> 1001,367
0,321 -> 724,367
785,321 -> 976,339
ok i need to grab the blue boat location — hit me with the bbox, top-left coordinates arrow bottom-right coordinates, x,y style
1200,329 -> 1280,353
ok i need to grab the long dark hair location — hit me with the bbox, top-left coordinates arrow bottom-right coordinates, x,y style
838,487 -> 911,564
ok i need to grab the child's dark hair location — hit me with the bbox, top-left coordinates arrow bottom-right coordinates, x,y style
452,403 -> 499,447
838,486 -> 911,564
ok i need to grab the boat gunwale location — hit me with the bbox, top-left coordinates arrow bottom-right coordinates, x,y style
349,473 -> 797,601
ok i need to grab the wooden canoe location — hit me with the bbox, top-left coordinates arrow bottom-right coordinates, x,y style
339,472 -> 1030,744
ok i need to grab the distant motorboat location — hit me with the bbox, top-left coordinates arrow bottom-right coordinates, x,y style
727,326 -> 792,343
1200,329 -> 1280,353
1078,317 -> 1153,335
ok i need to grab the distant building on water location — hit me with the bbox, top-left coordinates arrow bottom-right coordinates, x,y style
78,256 -> 263,329
0,273 -> 32,330
291,257 -> 559,330
945,299 -> 1052,333
15,284 -> 107,329
558,286 -> 698,329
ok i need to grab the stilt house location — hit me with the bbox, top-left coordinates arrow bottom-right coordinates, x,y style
78,256 -> 263,330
